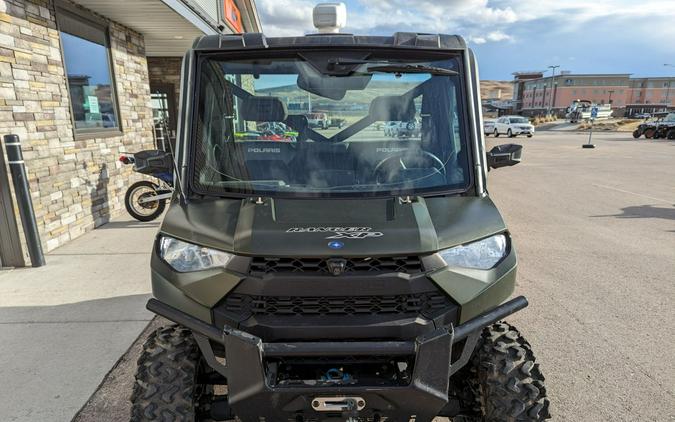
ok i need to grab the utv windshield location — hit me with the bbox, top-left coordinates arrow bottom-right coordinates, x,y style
192,52 -> 471,197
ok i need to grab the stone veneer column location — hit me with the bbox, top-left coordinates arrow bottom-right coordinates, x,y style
0,0 -> 156,258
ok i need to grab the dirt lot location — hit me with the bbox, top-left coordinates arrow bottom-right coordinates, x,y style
76,131 -> 675,421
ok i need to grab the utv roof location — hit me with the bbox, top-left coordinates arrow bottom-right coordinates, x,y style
192,32 -> 467,52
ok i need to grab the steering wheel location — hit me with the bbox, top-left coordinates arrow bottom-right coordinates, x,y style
373,150 -> 446,184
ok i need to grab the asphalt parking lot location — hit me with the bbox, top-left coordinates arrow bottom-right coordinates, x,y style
76,130 -> 675,421
487,131 -> 675,421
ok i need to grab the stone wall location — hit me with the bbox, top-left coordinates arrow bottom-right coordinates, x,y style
147,56 -> 182,109
0,0 -> 155,260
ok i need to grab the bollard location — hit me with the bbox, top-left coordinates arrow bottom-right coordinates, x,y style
2,134 -> 46,267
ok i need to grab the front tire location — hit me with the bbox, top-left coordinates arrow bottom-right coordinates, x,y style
507,129 -> 514,138
632,129 -> 642,139
467,322 -> 551,421
125,181 -> 166,222
494,129 -> 500,138
131,325 -> 215,422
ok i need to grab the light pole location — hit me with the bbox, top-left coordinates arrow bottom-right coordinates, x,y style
548,65 -> 560,115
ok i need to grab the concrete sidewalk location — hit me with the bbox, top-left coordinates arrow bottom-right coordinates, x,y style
0,216 -> 159,422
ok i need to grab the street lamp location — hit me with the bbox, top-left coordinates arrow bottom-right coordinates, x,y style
548,65 -> 560,115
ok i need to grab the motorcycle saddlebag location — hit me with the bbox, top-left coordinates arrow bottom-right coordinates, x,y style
133,150 -> 173,175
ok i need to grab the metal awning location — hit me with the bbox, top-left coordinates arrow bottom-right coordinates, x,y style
68,0 -> 219,56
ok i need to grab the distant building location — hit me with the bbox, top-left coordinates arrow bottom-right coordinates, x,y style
512,72 -> 675,116
481,80 -> 515,117
511,71 -> 543,113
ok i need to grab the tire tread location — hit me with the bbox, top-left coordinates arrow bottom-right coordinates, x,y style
471,322 -> 551,421
130,325 -> 200,422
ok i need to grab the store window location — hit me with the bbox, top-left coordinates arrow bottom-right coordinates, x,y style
56,7 -> 120,136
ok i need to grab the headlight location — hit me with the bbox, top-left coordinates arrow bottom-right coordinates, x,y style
438,234 -> 508,270
158,236 -> 233,272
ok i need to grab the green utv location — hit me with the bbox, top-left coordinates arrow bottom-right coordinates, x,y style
131,6 -> 550,422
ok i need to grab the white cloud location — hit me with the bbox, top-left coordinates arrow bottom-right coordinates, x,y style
256,0 -> 315,37
486,31 -> 512,42
256,0 -> 675,48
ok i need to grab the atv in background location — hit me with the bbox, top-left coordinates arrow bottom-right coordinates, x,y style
328,117 -> 346,128
633,112 -> 675,139
130,4 -> 550,422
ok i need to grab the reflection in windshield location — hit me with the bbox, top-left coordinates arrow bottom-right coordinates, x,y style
193,54 -> 470,197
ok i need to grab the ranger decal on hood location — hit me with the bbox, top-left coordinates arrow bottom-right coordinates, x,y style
287,227 -> 384,239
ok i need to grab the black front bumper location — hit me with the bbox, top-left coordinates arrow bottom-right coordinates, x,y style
147,296 -> 528,422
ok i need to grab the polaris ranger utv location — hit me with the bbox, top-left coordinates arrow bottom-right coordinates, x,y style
131,5 -> 550,421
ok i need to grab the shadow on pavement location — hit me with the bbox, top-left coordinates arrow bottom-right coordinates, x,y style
96,220 -> 161,230
0,294 -> 153,422
592,204 -> 675,221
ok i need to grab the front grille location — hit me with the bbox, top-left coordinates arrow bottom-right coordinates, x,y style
249,256 -> 423,277
222,292 -> 451,317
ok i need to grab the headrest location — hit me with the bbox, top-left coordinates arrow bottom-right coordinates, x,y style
369,96 -> 416,122
284,114 -> 308,131
241,96 -> 288,122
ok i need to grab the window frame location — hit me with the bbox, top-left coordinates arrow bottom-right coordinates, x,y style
55,1 -> 123,139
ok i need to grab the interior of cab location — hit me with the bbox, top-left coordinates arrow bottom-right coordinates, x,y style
192,55 -> 471,196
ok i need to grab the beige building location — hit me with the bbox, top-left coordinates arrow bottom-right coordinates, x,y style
514,72 -> 675,116
0,0 -> 261,267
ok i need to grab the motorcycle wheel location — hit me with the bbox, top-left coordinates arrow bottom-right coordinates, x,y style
125,180 -> 166,222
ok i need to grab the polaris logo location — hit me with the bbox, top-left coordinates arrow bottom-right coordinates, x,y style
376,147 -> 408,153
326,258 -> 347,276
248,147 -> 281,153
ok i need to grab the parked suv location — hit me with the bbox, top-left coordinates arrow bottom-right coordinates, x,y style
306,112 -> 330,129
383,120 -> 400,136
493,115 -> 534,138
395,119 -> 421,138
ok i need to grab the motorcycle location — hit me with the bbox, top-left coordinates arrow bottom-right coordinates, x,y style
119,150 -> 174,222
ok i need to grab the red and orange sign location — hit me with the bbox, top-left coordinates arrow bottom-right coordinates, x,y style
223,0 -> 243,33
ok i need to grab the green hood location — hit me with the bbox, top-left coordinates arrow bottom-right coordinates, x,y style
160,196 -> 507,256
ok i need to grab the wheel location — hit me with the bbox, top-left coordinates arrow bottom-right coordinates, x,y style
494,128 -> 500,138
507,129 -> 514,138
527,134 -> 533,138
653,129 -> 661,139
463,322 -> 551,421
632,129 -> 642,139
667,129 -> 675,140
643,128 -> 655,139
131,325 -> 221,422
485,131 -> 490,137
124,180 -> 166,222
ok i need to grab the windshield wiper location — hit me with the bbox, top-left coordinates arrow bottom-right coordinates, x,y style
214,180 -> 288,188
367,64 -> 458,76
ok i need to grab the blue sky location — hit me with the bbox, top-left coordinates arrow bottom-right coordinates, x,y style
256,0 -> 675,80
